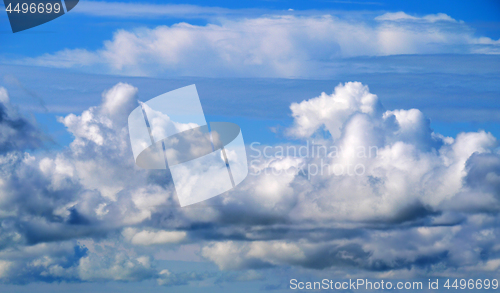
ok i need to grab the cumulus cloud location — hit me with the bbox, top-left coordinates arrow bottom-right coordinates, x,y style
0,84 -> 180,283
122,228 -> 187,246
156,269 -> 212,286
287,82 -> 383,139
196,81 -> 500,275
1,81 -> 500,286
24,12 -> 500,78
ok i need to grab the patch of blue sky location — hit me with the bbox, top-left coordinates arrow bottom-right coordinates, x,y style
1,0 -> 500,59
2,55 -> 500,148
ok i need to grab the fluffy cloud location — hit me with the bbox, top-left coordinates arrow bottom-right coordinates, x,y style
122,228 -> 187,245
1,80 -> 500,286
0,85 -> 178,283
287,82 -> 383,139
25,12 -> 500,78
197,82 -> 500,275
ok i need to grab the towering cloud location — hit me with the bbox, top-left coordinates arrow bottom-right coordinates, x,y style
0,81 -> 499,285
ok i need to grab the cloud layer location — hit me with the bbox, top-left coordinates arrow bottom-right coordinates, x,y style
1,81 -> 500,286
25,12 -> 500,78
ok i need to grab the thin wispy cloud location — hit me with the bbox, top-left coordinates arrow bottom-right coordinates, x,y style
72,1 -> 262,19
324,0 -> 383,5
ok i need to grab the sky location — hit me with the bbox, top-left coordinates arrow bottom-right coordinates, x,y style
0,0 -> 500,292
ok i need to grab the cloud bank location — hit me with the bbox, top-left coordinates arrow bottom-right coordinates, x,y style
0,81 -> 500,286
25,12 -> 500,78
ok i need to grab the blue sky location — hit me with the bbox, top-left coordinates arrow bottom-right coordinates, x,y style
2,0 -> 500,58
0,0 -> 500,292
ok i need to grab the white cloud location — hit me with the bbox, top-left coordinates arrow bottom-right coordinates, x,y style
202,241 -> 306,270
0,260 -> 12,278
77,251 -> 155,281
156,268 -> 211,286
1,81 -> 500,284
192,82 -> 500,274
122,228 -> 187,245
287,82 -> 383,139
375,12 -> 456,22
24,12 -> 500,78
272,82 -> 498,223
